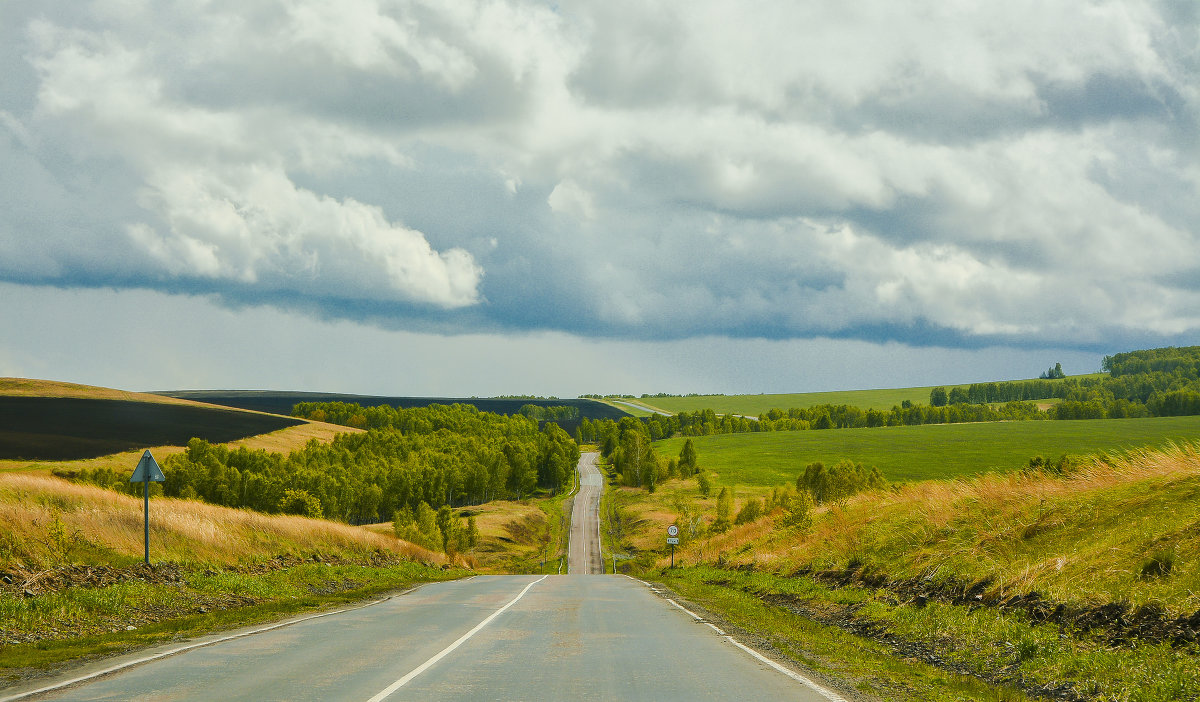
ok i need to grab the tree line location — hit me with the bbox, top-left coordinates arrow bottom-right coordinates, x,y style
578,347 -> 1200,446
68,403 -> 580,533
927,347 -> 1200,419
576,400 -> 1046,441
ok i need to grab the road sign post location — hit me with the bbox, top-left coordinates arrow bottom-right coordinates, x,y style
129,450 -> 166,565
667,525 -> 679,568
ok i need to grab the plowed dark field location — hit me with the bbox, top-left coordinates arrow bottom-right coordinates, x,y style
0,397 -> 304,460
156,391 -> 629,435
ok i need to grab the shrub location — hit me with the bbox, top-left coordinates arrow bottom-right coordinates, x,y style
781,490 -> 814,530
797,460 -> 887,504
1140,548 -> 1175,579
734,498 -> 763,525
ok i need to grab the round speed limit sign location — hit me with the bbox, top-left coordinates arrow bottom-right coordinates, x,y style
667,525 -> 679,537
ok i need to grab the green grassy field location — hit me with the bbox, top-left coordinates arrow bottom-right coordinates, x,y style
656,415 -> 1200,485
634,374 -> 1106,415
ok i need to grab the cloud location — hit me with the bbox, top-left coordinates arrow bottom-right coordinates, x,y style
0,0 -> 1197,350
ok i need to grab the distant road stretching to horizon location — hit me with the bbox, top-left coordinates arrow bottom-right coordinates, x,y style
568,451 -> 604,575
6,459 -> 845,702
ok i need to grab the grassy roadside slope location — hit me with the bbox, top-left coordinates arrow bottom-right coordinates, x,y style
633,444 -> 1200,701
0,473 -> 461,684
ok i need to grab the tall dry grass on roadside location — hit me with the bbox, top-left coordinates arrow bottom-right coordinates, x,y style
678,442 -> 1200,609
0,473 -> 441,569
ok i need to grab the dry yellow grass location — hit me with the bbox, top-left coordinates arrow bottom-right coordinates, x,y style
669,442 -> 1200,608
0,473 -> 442,568
0,378 -> 200,405
224,420 -> 360,452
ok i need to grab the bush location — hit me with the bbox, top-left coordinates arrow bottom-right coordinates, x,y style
278,489 -> 322,518
781,490 -> 814,530
797,460 -> 887,504
734,498 -> 763,525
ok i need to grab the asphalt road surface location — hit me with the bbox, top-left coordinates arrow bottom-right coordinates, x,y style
568,451 -> 604,574
7,453 -> 848,701
11,576 -> 844,702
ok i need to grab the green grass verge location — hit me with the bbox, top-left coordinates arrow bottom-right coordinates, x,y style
656,415 -> 1200,485
0,561 -> 462,680
651,566 -> 1199,702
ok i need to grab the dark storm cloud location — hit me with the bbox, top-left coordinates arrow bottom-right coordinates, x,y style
0,0 -> 1197,351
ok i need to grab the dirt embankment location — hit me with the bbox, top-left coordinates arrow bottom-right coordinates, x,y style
788,562 -> 1200,648
712,561 -> 1200,702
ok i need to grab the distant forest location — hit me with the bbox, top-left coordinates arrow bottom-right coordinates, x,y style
66,403 -> 579,526
577,346 -> 1200,442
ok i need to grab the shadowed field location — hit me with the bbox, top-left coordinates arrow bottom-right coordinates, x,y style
0,397 -> 304,461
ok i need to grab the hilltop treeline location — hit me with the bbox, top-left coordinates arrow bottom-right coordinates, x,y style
928,346 -> 1200,419
578,401 -> 1045,440
70,403 -> 579,525
579,347 -> 1200,444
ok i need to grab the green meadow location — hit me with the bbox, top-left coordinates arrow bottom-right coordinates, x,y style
656,415 -> 1200,485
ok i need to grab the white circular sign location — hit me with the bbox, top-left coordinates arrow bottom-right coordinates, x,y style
667,525 -> 679,537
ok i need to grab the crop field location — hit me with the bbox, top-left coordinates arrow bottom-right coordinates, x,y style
656,415 -> 1200,486
0,397 -> 304,461
159,391 -> 629,435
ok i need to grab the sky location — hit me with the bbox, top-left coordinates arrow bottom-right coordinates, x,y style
1,1 -> 1196,397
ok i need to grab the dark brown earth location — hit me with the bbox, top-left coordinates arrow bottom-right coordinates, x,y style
790,562 -> 1200,648
709,561 -> 1200,702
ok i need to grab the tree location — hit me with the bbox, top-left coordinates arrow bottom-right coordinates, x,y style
929,387 -> 948,407
713,486 -> 732,532
278,489 -> 322,518
466,516 -> 480,549
697,471 -> 712,498
436,505 -> 458,554
679,439 -> 698,476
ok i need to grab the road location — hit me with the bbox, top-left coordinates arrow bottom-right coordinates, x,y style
11,576 -> 843,702
6,454 -> 846,702
568,451 -> 604,574
609,399 -> 673,416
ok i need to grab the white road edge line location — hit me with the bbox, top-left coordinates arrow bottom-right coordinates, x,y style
625,575 -> 849,702
594,455 -> 603,573
0,585 -> 424,702
365,575 -> 548,702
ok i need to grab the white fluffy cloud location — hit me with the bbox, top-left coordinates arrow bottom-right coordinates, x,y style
1,0 -> 1197,348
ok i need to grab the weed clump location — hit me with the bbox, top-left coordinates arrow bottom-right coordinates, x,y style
1140,548 -> 1175,579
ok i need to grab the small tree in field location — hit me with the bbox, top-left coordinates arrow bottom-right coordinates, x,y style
697,471 -> 712,498
712,486 -> 732,532
679,439 -> 698,476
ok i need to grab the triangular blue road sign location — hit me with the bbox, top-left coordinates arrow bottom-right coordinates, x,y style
129,450 -> 166,483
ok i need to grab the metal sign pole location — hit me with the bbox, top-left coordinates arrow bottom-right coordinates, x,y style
129,450 -> 166,567
143,479 -> 150,565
